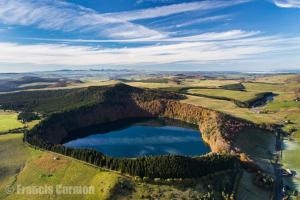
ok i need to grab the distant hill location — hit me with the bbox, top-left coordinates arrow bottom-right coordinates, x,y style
0,76 -> 80,92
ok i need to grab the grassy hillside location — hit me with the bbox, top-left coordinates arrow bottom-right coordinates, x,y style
0,133 -> 238,200
4,152 -> 122,200
0,134 -> 124,200
0,133 -> 32,197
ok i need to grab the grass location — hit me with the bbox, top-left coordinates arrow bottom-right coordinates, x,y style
254,74 -> 300,84
124,79 -> 240,89
0,133 -> 231,200
0,111 -> 23,133
181,95 -> 280,124
26,120 -> 40,130
180,75 -> 300,125
127,81 -> 178,89
4,153 -> 122,200
0,133 -> 123,200
188,88 -> 262,102
0,134 -> 33,197
265,100 -> 300,111
280,110 -> 300,190
282,139 -> 300,173
182,79 -> 240,87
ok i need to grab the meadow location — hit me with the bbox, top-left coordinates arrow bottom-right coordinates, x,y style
0,111 -> 23,133
187,88 -> 264,102
0,133 -> 124,200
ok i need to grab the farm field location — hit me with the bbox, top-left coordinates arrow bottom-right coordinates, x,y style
181,94 -> 279,124
127,79 -> 240,89
0,111 -> 23,133
188,88 -> 262,102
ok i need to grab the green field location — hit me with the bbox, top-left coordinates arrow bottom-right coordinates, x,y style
0,134 -> 33,197
188,88 -> 262,102
0,133 -> 123,200
0,111 -> 23,133
265,100 -> 300,110
0,133 -> 236,200
126,79 -> 240,89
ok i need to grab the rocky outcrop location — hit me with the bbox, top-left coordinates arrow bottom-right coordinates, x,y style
135,99 -> 253,152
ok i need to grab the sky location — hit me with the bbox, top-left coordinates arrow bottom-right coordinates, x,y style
0,0 -> 300,72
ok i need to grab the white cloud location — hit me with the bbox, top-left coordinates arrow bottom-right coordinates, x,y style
273,0 -> 300,8
167,30 -> 260,41
175,15 -> 231,28
136,0 -> 177,4
0,0 -> 249,40
0,30 -> 299,68
0,0 -> 165,39
24,30 -> 259,43
103,1 -> 247,21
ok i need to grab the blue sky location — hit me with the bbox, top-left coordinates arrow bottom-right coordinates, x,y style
0,0 -> 300,72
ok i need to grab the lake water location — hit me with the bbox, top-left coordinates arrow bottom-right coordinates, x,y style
64,118 -> 211,158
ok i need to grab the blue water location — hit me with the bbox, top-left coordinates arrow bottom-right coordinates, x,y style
64,119 -> 211,158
